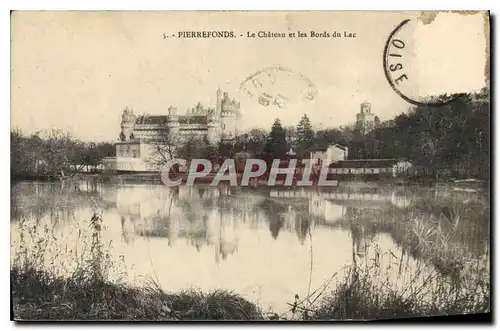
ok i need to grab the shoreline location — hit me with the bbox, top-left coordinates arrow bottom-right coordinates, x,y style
11,173 -> 488,193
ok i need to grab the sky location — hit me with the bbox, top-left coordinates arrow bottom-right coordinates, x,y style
11,11 -> 488,142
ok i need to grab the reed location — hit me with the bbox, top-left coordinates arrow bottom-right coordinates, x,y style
11,213 -> 263,321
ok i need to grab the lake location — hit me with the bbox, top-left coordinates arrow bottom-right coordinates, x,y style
10,179 -> 489,315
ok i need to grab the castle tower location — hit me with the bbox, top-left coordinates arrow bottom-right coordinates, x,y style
220,92 -> 240,141
207,120 -> 220,145
356,102 -> 375,134
206,104 -> 220,145
360,102 -> 371,114
167,106 -> 180,140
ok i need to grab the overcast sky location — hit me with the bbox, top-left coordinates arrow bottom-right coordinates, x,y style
11,11 -> 488,142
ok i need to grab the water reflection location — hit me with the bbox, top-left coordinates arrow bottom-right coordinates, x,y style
10,180 -> 488,313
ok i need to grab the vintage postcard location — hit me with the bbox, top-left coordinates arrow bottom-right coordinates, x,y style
10,11 -> 490,321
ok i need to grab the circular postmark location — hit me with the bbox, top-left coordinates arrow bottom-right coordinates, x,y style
240,67 -> 317,109
383,19 -> 457,107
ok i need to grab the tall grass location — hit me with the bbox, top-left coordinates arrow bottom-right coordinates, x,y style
11,212 -> 263,320
280,189 -> 490,320
279,242 -> 489,321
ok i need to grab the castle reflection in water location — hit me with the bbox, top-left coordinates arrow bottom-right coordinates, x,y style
114,184 -> 412,263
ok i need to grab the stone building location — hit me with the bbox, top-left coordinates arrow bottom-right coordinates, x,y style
104,89 -> 242,172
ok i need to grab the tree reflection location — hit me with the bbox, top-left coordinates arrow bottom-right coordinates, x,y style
259,199 -> 286,239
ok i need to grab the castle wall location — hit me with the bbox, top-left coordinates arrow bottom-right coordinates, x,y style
116,142 -> 141,158
221,115 -> 238,140
207,124 -> 221,145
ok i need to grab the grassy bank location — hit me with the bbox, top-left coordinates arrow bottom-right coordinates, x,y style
11,266 -> 263,320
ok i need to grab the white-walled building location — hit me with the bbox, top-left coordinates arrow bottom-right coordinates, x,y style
309,144 -> 348,166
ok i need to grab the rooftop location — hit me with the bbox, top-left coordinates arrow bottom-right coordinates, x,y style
329,159 -> 409,168
134,114 -> 211,126
135,115 -> 168,125
178,115 -> 209,125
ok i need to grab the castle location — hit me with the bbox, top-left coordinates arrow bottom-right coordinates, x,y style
105,89 -> 242,172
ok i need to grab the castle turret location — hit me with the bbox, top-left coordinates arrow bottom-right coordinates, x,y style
356,102 -> 375,134
207,120 -> 220,145
120,108 -> 136,140
220,91 -> 241,141
216,88 -> 222,117
360,102 -> 371,114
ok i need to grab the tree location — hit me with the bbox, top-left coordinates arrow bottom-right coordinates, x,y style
264,118 -> 288,160
148,128 -> 178,168
11,129 -> 32,179
176,135 -> 211,160
75,142 -> 115,173
245,129 -> 268,156
39,129 -> 78,177
296,114 -> 315,156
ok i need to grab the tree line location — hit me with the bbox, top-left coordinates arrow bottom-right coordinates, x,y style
355,91 -> 490,180
159,89 -> 489,180
11,129 -> 115,181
